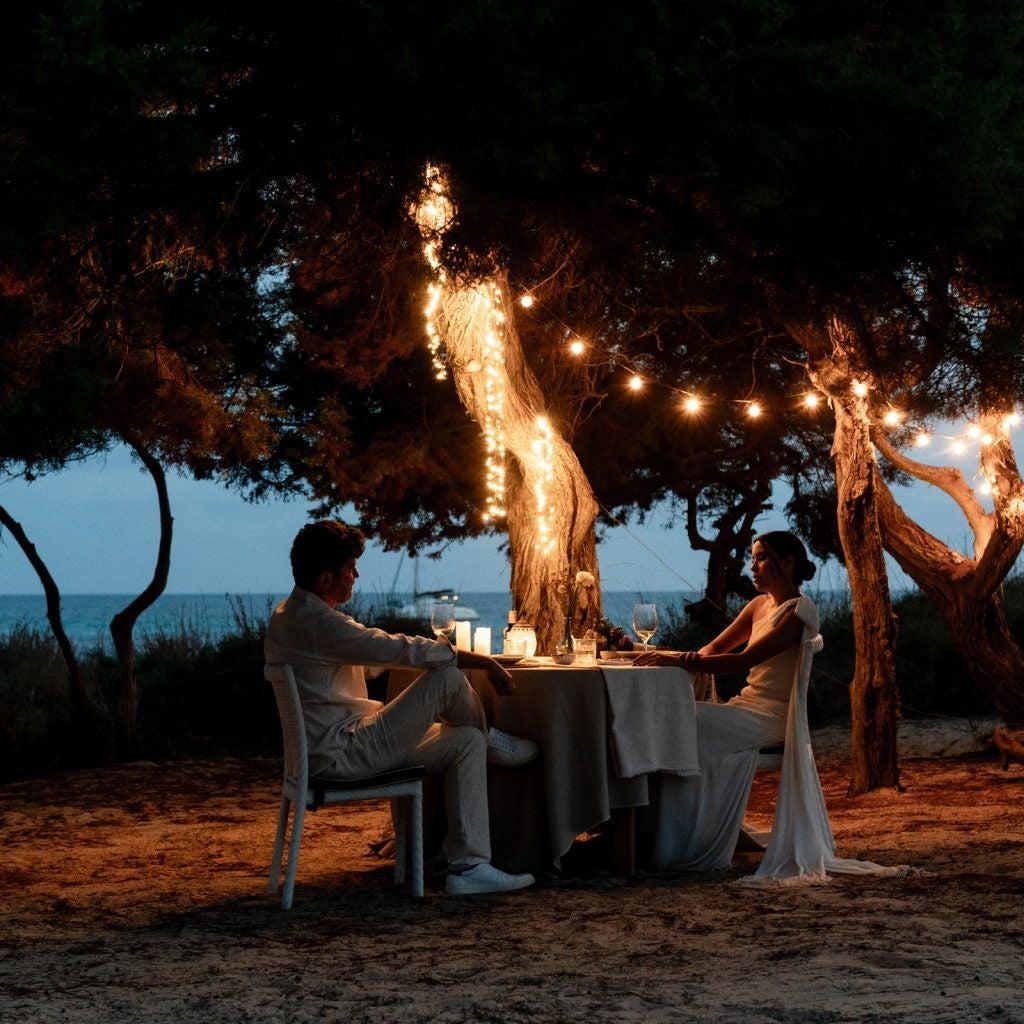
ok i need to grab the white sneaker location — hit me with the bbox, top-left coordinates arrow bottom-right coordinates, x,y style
487,727 -> 539,767
446,862 -> 536,896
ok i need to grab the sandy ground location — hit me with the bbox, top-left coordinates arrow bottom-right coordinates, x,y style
2,717 -> 1023,1024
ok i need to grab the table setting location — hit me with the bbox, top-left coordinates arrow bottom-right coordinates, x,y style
392,599 -> 700,875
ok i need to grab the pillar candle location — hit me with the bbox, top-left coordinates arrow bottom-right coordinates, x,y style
455,620 -> 472,650
473,626 -> 492,655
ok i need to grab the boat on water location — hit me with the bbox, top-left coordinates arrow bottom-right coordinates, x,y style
395,589 -> 480,622
388,556 -> 480,621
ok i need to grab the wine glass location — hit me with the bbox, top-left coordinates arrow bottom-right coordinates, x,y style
430,603 -> 456,643
632,603 -> 658,654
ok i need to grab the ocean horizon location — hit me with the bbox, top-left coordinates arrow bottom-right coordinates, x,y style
0,585 -> 855,650
1,590 -> 701,649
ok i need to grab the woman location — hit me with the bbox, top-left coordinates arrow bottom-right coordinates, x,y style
634,530 -> 820,871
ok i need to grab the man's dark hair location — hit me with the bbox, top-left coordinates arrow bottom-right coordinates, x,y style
290,520 -> 366,589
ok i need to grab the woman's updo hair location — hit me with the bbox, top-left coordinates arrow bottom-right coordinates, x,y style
754,531 -> 817,584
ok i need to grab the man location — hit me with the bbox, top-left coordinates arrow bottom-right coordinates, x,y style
264,520 -> 537,896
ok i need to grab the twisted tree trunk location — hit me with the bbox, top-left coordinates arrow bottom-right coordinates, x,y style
110,435 -> 173,749
436,271 -> 600,653
794,319 -> 901,794
872,419 -> 1024,724
0,503 -> 89,713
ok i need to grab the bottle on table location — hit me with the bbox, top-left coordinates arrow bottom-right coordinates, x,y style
502,609 -> 519,654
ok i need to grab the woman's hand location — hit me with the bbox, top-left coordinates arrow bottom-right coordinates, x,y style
633,650 -> 686,668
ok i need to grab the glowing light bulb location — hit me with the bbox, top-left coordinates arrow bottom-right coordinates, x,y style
967,424 -> 982,439
519,294 -> 535,308
747,402 -> 762,419
914,432 -> 930,447
1005,412 -> 1021,429
883,410 -> 901,427
950,440 -> 967,455
852,380 -> 869,398
981,433 -> 994,446
684,396 -> 701,414
978,480 -> 993,496
568,339 -> 585,356
629,375 -> 644,391
803,393 -> 820,409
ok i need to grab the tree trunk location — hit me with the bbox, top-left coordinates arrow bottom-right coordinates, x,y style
871,427 -> 1024,724
110,436 -> 174,749
795,320 -> 902,794
436,271 -> 600,653
0,503 -> 90,713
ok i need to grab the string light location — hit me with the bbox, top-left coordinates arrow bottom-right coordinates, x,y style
852,380 -> 869,398
519,294 -> 535,309
414,166 -> 507,522
531,415 -> 556,555
950,440 -> 967,456
914,431 -> 930,448
683,395 -> 701,414
803,393 -> 820,409
967,424 -> 982,439
1005,412 -> 1021,429
568,339 -> 585,356
628,374 -> 644,391
747,402 -> 762,419
978,480 -> 993,496
883,409 -> 902,426
981,433 -> 994,446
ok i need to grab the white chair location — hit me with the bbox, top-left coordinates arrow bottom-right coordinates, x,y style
264,663 -> 425,908
741,634 -> 825,849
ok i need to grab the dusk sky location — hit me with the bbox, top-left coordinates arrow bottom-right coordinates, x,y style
0,434 -> 999,598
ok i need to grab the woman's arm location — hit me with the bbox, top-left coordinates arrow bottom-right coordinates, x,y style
679,606 -> 804,674
697,598 -> 760,656
634,598 -> 802,673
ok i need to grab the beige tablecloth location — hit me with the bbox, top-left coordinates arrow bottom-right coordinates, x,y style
389,662 -> 697,874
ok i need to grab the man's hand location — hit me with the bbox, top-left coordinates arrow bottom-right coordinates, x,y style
455,648 -> 516,694
484,659 -> 516,695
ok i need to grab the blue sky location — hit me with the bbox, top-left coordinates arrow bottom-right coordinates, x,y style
0,440 -> 1002,597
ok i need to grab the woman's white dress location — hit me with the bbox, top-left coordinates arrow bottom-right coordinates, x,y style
650,595 -> 906,884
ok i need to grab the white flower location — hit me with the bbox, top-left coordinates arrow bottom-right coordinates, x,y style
575,571 -> 596,588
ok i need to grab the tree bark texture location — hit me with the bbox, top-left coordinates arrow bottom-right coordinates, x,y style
796,320 -> 901,794
110,436 -> 173,748
0,503 -> 89,713
872,416 -> 1024,724
436,271 -> 600,653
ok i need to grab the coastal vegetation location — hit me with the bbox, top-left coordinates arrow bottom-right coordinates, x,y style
2,584 -> 1016,783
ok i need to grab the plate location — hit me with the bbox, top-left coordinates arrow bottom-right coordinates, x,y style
599,650 -> 638,662
492,654 -> 525,665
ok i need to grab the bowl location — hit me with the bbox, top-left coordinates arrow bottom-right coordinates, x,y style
552,652 -> 576,665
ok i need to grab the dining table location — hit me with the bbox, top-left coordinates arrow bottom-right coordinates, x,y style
388,657 -> 699,876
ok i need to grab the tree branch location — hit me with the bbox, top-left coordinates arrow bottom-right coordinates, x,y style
871,428 -> 992,552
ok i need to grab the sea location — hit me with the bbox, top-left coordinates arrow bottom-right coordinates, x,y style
0,590 -> 701,650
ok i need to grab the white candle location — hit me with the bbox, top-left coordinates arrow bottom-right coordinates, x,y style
455,620 -> 472,650
473,626 -> 492,655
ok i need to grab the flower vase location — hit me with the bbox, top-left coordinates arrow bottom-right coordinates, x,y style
554,616 -> 575,662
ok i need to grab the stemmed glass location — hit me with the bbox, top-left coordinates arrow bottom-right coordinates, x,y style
632,603 -> 658,654
430,603 -> 456,643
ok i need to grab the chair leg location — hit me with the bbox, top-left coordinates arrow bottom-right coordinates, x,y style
280,800 -> 307,910
410,788 -> 424,898
268,796 -> 291,895
391,797 -> 407,886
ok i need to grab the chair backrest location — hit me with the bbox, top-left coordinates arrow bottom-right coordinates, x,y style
264,663 -> 309,795
795,634 -> 825,713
